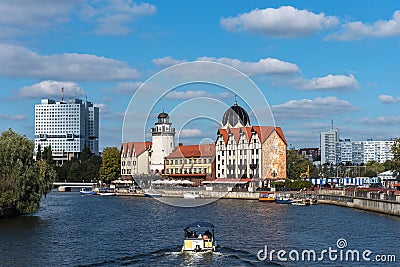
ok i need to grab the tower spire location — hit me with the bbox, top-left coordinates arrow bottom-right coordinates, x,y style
61,87 -> 64,102
234,94 -> 237,106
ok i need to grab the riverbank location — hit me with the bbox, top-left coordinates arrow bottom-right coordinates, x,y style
317,189 -> 400,216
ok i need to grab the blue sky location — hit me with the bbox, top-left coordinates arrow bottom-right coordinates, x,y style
1,0 -> 400,150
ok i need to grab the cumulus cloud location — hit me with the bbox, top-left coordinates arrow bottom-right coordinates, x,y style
197,57 -> 300,75
0,114 -> 27,120
361,116 -> 400,126
272,96 -> 356,119
300,74 -> 359,90
111,81 -> 143,95
153,56 -> 300,75
152,56 -> 188,68
327,10 -> 400,41
221,6 -> 339,38
87,1 -> 156,35
0,44 -> 138,81
17,80 -> 85,99
0,0 -> 156,38
378,94 -> 400,104
165,90 -> 229,100
152,56 -> 359,91
0,0 -> 78,39
94,103 -> 111,114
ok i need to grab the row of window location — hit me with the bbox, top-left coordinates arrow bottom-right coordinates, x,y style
217,149 -> 260,156
165,158 -> 212,165
165,168 -> 208,174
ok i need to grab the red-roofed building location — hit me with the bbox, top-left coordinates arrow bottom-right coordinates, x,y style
120,141 -> 152,178
215,101 -> 287,183
164,143 -> 215,185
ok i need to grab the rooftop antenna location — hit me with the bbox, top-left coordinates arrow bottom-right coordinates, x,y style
61,87 -> 64,102
234,94 -> 237,105
331,119 -> 334,130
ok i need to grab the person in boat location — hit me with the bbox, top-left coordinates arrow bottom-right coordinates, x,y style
184,227 -> 190,238
203,229 -> 212,240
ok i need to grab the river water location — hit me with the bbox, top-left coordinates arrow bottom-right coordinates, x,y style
0,190 -> 399,267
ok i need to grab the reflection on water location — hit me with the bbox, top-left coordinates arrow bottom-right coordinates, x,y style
0,190 -> 399,266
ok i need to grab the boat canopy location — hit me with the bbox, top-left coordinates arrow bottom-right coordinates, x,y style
185,222 -> 214,228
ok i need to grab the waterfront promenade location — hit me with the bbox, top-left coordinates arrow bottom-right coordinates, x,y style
317,189 -> 400,216
115,187 -> 400,216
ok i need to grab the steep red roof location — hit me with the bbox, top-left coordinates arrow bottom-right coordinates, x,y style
166,143 -> 215,159
121,141 -> 151,157
217,126 -> 287,145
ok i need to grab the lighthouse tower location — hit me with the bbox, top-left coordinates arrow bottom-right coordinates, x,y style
150,112 -> 175,173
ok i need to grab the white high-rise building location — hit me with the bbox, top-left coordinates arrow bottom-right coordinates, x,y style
320,129 -> 339,165
150,112 -> 175,173
34,98 -> 99,164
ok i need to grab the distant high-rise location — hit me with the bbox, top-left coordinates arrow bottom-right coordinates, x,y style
34,98 -> 99,164
320,128 -> 339,165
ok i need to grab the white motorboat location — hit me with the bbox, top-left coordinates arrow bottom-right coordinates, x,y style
182,222 -> 216,252
183,192 -> 199,199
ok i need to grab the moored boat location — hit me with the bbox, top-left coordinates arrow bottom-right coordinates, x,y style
258,191 -> 275,202
275,196 -> 293,204
182,222 -> 216,252
183,192 -> 199,199
291,198 -> 311,206
144,192 -> 162,198
80,188 -> 97,195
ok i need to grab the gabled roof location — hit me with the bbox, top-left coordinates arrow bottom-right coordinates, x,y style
121,141 -> 152,157
166,143 -> 215,159
217,126 -> 287,145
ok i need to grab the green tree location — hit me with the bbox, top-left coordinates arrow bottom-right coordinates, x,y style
42,145 -> 54,165
36,144 -> 42,160
390,139 -> 400,178
99,147 -> 120,183
286,149 -> 315,179
80,146 -> 92,162
81,154 -> 102,182
0,129 -> 56,217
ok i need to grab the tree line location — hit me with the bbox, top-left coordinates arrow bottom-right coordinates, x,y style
0,129 -> 121,218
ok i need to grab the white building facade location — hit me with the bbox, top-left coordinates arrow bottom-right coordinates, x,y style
120,142 -> 152,177
215,102 -> 287,180
149,112 -> 175,173
34,98 -> 99,164
320,129 -> 339,165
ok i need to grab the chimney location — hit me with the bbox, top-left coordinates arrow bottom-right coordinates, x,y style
179,143 -> 183,146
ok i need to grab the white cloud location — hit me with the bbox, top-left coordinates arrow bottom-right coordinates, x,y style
221,6 -> 339,38
111,81 -> 143,95
0,44 -> 138,81
378,94 -> 400,104
152,56 -> 188,68
327,10 -> 400,41
300,74 -> 359,90
0,0 -> 78,39
94,103 -> 111,114
17,80 -> 85,99
165,90 -> 229,100
179,129 -> 204,137
361,116 -> 400,126
0,114 -> 27,120
153,56 -> 300,75
272,96 -> 356,119
197,57 -> 300,75
89,1 -> 156,35
152,56 -> 359,91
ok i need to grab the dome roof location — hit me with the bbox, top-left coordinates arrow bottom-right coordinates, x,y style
158,112 -> 169,118
222,102 -> 250,127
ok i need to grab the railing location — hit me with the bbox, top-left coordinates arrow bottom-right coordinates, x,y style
317,189 -> 400,203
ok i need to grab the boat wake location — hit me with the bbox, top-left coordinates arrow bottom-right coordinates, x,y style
78,245 -> 283,266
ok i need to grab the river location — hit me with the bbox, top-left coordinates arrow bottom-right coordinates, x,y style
0,190 -> 399,266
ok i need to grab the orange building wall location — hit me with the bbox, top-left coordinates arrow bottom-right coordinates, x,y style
261,131 -> 287,179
